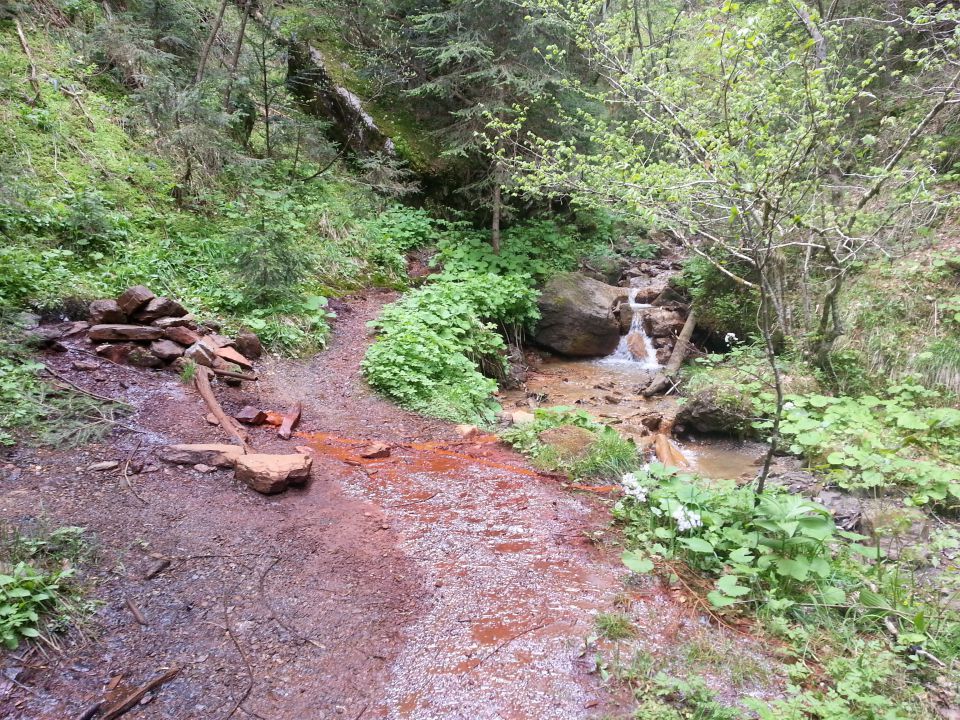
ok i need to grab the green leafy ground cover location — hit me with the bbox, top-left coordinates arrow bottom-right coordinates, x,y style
0,524 -> 97,650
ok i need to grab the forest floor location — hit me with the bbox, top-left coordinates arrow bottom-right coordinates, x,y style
0,292 -> 772,720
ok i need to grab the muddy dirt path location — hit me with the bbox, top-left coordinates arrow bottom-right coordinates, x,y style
1,291 -> 704,719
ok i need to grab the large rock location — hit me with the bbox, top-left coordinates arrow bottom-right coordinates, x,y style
234,453 -> 313,494
234,331 -> 263,359
643,308 -> 686,338
163,326 -> 200,346
150,339 -> 185,361
673,390 -> 754,436
159,444 -> 245,468
534,273 -> 625,357
134,297 -> 188,323
89,324 -> 162,341
537,425 -> 597,462
117,285 -> 156,315
152,314 -> 196,329
89,299 -> 126,325
128,346 -> 165,368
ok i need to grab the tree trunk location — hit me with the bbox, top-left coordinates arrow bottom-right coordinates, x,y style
194,0 -> 229,85
491,181 -> 502,255
222,0 -> 251,110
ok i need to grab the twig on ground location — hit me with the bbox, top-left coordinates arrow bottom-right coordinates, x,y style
221,585 -> 254,720
124,596 -> 148,626
74,701 -> 103,720
101,667 -> 180,720
257,557 -> 325,649
121,439 -> 147,505
42,365 -> 132,408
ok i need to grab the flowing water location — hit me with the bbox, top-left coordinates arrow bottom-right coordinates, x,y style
596,290 -> 662,370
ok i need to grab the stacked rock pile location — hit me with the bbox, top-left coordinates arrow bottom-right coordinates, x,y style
86,285 -> 262,373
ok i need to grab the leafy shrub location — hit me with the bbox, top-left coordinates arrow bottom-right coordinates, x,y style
617,465 -> 855,609
361,204 -> 439,284
433,218 -> 585,284
674,255 -> 759,339
362,274 -> 539,422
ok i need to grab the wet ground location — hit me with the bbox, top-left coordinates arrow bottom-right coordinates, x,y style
0,292 -> 775,719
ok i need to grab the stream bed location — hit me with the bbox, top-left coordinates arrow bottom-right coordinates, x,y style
500,354 -> 766,481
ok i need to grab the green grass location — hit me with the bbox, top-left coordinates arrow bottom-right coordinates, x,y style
595,611 -> 634,640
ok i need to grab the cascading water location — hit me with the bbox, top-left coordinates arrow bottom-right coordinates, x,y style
597,289 -> 663,370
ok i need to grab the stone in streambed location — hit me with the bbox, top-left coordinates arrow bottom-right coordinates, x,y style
358,443 -> 391,459
150,339 -> 185,361
95,343 -> 135,364
152,314 -> 196,329
163,326 -> 200,346
160,444 -> 245,468
537,425 -> 597,462
234,406 -> 267,425
534,273 -> 625,357
234,331 -> 263,359
128,346 -> 164,368
89,299 -> 126,325
234,453 -> 313,494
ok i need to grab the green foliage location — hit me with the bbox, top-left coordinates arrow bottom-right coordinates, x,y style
616,465 -> 849,609
674,256 -> 758,340
594,611 -> 634,640
0,319 -> 130,446
432,218 -> 588,285
0,524 -> 94,650
362,204 -> 440,285
362,274 -> 538,422
499,407 -> 640,480
770,385 -> 960,508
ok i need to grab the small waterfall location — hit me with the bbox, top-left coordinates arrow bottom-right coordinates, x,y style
598,289 -> 663,370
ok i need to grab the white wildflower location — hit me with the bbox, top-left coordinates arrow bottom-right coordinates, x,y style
672,505 -> 702,532
620,472 -> 648,502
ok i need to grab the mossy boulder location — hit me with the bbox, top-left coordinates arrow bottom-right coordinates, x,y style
534,273 -> 626,357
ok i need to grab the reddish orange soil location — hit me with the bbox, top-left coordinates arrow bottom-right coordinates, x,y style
0,292 -> 733,719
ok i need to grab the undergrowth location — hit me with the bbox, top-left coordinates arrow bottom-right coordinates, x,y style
363,219 -> 618,422
0,523 -> 97,650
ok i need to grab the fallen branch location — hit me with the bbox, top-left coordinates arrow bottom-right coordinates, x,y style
42,365 -> 133,408
101,667 -> 180,720
121,439 -> 147,505
221,586 -> 254,720
211,368 -> 257,382
643,307 -> 696,397
278,401 -> 302,440
14,17 -> 41,104
74,702 -> 103,720
194,366 -> 250,451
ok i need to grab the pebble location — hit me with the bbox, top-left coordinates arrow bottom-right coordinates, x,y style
193,463 -> 216,473
87,461 -> 119,472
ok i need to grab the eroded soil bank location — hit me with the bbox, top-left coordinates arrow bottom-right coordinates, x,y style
0,292 -> 773,719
